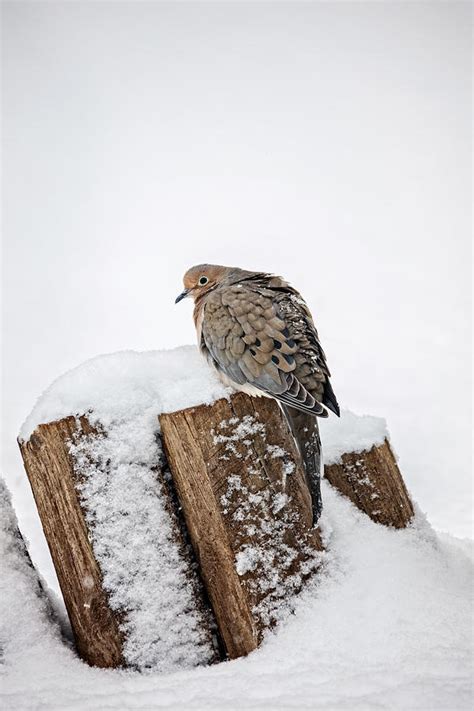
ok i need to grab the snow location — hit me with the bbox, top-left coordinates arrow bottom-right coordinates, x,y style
16,346 -> 468,675
212,414 -> 266,460
19,348 -> 387,469
69,424 -> 215,671
320,410 -> 388,465
211,411 -> 323,626
20,347 -> 230,442
218,450 -> 320,628
19,348 -> 231,672
1,474 -> 472,709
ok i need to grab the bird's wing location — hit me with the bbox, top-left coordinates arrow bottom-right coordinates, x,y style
201,284 -> 330,417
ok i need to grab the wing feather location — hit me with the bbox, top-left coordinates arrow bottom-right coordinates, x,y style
201,282 -> 335,418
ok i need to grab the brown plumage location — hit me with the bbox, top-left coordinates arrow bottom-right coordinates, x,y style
176,264 -> 340,523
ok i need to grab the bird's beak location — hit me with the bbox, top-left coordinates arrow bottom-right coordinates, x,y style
175,288 -> 190,304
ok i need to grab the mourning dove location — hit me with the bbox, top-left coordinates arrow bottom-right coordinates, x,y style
176,264 -> 340,523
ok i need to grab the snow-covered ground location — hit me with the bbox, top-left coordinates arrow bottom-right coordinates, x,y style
2,347 -> 472,709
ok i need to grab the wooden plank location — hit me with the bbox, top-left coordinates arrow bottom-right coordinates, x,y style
19,416 -> 125,667
324,438 -> 414,528
19,415 -> 219,669
159,392 -> 323,659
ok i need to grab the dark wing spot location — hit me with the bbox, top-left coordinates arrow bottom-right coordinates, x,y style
281,327 -> 290,337
286,339 -> 295,348
273,339 -> 282,349
283,353 -> 295,365
250,348 -> 256,356
255,338 -> 261,347
272,355 -> 280,364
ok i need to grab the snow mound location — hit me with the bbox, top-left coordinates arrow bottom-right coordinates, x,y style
0,478 -> 66,668
19,347 -> 230,442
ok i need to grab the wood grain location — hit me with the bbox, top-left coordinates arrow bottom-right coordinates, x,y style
159,392 -> 323,659
19,416 -> 125,667
19,415 -> 219,668
324,438 -> 414,528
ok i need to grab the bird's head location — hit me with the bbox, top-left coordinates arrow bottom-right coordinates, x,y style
175,264 -> 230,303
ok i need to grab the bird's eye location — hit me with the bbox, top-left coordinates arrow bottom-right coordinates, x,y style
199,276 -> 208,285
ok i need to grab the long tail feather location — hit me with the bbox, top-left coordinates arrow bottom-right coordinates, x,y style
282,405 -> 322,525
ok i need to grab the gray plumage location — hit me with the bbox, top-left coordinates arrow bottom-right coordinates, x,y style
176,264 -> 340,524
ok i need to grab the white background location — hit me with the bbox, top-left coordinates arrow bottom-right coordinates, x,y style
2,1 -> 472,590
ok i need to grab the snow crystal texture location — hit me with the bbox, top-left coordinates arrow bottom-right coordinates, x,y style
69,423 -> 215,671
214,414 -> 321,628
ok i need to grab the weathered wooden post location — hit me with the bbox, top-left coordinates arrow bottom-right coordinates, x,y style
19,416 -> 125,667
324,439 -> 414,528
18,415 -> 217,669
160,392 -> 323,659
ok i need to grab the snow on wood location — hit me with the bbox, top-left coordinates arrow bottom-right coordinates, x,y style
320,409 -> 389,465
322,412 -> 414,528
324,439 -> 414,528
19,348 -> 230,443
17,348 -> 413,666
19,416 -> 125,667
8,349 -> 472,707
19,415 -> 217,670
159,392 -> 324,659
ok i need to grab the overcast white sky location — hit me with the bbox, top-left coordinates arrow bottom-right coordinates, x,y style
2,1 -> 472,586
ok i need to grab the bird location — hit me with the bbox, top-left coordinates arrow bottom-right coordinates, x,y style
175,264 -> 340,524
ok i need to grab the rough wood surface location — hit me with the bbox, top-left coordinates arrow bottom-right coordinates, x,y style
19,415 -> 220,670
159,392 -> 323,659
324,438 -> 414,528
19,416 -> 125,667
